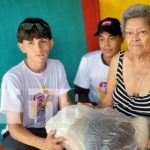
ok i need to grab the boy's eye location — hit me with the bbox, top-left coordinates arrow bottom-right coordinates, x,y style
40,39 -> 48,43
41,40 -> 46,43
99,38 -> 104,41
28,41 -> 33,44
110,37 -> 115,40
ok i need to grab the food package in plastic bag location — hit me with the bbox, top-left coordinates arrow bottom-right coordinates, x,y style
46,104 -> 149,150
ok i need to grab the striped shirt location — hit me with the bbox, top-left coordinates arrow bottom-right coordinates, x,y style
113,51 -> 150,117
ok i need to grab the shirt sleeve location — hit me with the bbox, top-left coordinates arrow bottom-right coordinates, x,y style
56,62 -> 70,96
74,56 -> 90,89
0,73 -> 23,113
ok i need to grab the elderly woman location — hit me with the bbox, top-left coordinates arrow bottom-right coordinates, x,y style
100,3 -> 150,148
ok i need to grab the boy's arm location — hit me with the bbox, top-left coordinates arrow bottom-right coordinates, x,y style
74,85 -> 97,107
74,85 -> 90,103
98,54 -> 118,108
6,111 -> 65,150
58,93 -> 72,109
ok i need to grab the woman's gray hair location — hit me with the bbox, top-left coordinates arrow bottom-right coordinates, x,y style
121,4 -> 150,34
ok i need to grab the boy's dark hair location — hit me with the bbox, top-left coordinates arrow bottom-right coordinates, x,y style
17,17 -> 52,43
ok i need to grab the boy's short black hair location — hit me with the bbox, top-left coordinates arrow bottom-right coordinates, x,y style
17,17 -> 52,43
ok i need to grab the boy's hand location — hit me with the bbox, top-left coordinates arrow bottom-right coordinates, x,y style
42,130 -> 65,150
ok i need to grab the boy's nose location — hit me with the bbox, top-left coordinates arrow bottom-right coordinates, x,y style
104,40 -> 110,47
35,43 -> 43,53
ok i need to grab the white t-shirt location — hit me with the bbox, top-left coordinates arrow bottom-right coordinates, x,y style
0,59 -> 70,128
74,50 -> 109,104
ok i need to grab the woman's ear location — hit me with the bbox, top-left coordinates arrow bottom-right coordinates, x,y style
18,43 -> 26,53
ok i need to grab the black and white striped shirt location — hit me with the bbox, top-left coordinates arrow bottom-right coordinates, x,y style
113,52 -> 150,117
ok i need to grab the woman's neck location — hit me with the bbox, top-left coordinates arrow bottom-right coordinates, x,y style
127,50 -> 150,65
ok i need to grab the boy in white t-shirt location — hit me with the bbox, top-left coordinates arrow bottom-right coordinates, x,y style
0,17 -> 71,150
74,17 -> 123,106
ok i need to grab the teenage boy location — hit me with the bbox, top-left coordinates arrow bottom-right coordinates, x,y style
74,17 -> 123,106
0,17 -> 71,150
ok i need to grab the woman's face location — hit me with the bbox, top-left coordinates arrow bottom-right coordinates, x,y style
125,17 -> 150,55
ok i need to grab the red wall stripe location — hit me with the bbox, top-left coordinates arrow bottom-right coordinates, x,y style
81,0 -> 100,52
0,145 -> 4,150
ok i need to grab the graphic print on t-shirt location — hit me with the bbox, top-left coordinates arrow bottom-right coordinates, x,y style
29,84 -> 53,123
97,82 -> 107,101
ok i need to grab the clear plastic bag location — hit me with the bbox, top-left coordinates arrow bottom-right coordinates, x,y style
46,104 -> 149,150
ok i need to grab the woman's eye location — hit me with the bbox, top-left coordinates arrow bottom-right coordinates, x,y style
125,32 -> 132,35
139,31 -> 146,34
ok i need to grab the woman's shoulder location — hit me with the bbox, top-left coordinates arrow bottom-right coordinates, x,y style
112,51 -> 126,62
110,51 -> 125,69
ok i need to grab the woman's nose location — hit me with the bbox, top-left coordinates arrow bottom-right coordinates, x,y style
132,32 -> 140,41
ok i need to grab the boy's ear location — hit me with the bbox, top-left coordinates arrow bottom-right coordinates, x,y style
18,43 -> 26,53
49,39 -> 54,49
